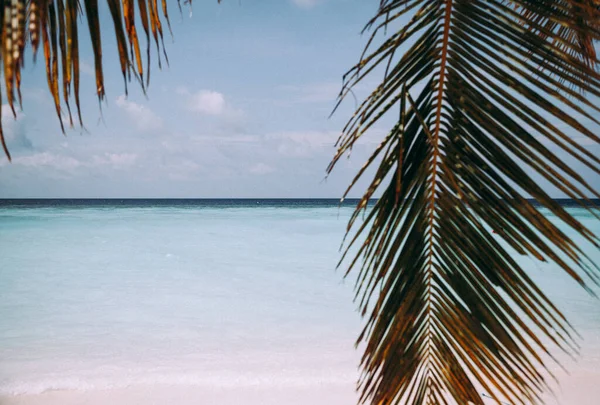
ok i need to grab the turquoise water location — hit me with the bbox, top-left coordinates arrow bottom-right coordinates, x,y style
0,200 -> 599,401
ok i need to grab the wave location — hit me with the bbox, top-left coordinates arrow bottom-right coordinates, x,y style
0,369 -> 357,396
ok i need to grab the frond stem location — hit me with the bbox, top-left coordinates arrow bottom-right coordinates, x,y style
426,0 -> 452,390
428,0 -> 453,275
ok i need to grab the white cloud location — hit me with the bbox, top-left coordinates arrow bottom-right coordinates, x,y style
5,152 -> 82,170
2,151 -> 138,170
264,129 -> 383,158
189,90 -> 226,115
115,95 -> 163,132
92,152 -> 138,168
280,82 -> 341,103
177,88 -> 246,127
186,134 -> 258,144
266,130 -> 339,157
2,104 -> 20,120
1,104 -> 33,154
249,162 -> 276,175
291,0 -> 322,9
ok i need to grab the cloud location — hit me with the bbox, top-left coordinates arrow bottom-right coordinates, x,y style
249,162 -> 276,175
189,90 -> 226,115
2,151 -> 138,170
115,95 -> 163,132
1,105 -> 34,153
280,82 -> 341,103
291,0 -> 322,9
262,129 -> 383,161
266,130 -> 339,157
4,152 -> 82,170
177,88 -> 246,131
192,134 -> 261,144
0,122 -> 382,197
92,152 -> 138,168
2,104 -> 21,121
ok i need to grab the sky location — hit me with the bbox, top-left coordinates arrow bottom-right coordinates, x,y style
0,0 -> 598,198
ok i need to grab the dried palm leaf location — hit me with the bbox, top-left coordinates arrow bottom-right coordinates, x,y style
0,0 -> 193,161
328,1 -> 600,404
0,3 -> 599,405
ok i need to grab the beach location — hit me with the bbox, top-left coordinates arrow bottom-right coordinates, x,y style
1,200 -> 599,405
2,367 -> 599,405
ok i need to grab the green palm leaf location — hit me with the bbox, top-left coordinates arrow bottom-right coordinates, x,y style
328,1 -> 600,404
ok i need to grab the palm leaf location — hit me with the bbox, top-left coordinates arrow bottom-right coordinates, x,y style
1,2 -> 600,404
0,0 -> 198,161
328,1 -> 600,404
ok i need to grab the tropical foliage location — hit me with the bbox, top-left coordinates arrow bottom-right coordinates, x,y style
2,1 -> 600,405
0,0 -> 200,159
328,1 -> 600,404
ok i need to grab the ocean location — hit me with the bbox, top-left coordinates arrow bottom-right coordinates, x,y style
0,199 -> 599,405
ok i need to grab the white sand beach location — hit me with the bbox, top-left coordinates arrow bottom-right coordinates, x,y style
1,204 -> 599,405
2,368 -> 599,405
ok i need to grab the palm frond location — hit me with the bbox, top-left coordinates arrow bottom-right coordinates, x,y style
516,0 -> 600,71
328,1 -> 600,404
2,2 -> 600,404
0,0 -> 200,161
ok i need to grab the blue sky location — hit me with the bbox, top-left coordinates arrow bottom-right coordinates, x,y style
1,0 -> 390,198
0,0 -> 598,198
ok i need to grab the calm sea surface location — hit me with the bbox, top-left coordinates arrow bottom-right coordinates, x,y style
0,199 -> 599,403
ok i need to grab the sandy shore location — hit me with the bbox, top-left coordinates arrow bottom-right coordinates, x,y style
1,369 -> 598,405
0,383 -> 358,405
535,368 -> 600,405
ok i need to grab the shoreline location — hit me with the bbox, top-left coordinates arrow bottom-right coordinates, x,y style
1,369 -> 599,405
0,382 -> 358,405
